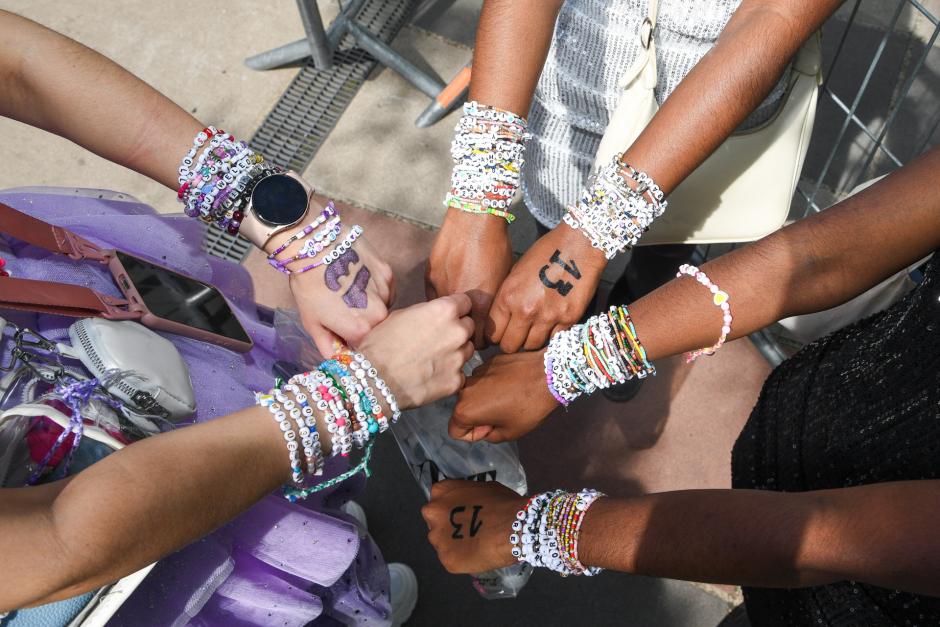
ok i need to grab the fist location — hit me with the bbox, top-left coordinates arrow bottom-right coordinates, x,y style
422,480 -> 524,574
488,222 -> 606,352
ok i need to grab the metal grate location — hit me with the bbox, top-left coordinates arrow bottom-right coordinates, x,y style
730,0 -> 940,365
797,0 -> 940,215
202,0 -> 414,263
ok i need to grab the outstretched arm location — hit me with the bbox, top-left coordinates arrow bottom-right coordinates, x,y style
426,0 -> 565,347
0,9 -> 396,355
453,143 -> 940,442
489,0 -> 844,353
0,9 -> 199,189
424,479 -> 940,596
0,294 -> 475,611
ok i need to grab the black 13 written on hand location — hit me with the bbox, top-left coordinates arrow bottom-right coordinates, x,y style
539,249 -> 581,296
450,505 -> 484,539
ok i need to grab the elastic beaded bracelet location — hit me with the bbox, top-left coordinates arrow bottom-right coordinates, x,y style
267,203 -> 338,260
270,225 -> 364,276
676,264 -> 732,362
511,489 -> 605,577
562,153 -> 667,260
348,350 -> 400,426
256,391 -> 304,484
444,101 -> 528,224
281,382 -> 319,478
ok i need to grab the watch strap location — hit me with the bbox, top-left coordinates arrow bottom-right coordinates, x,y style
0,201 -> 109,262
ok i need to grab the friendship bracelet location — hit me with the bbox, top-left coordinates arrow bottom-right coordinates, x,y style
544,305 -> 655,404
270,225 -> 364,276
511,489 -> 605,576
443,101 -> 528,224
266,203 -> 338,260
256,391 -> 305,485
676,264 -> 733,362
563,153 -> 668,260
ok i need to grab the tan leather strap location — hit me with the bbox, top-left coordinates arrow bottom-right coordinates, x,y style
0,276 -> 136,319
0,277 -> 140,320
0,201 -> 109,262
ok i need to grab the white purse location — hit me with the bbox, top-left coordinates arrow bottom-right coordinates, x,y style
593,0 -> 821,245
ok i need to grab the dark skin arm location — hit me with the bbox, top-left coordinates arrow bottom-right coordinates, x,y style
489,0 -> 844,353
423,479 -> 940,596
426,0 -> 565,347
451,142 -> 940,442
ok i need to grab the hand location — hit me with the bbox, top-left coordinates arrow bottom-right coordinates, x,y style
426,209 -> 514,348
489,222 -> 606,352
358,294 -> 475,409
280,230 -> 396,356
422,480 -> 524,574
450,351 -> 557,443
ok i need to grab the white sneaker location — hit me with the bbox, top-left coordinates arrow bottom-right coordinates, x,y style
341,500 -> 368,537
388,562 -> 418,626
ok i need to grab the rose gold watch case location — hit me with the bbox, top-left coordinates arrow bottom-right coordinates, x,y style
239,171 -> 316,250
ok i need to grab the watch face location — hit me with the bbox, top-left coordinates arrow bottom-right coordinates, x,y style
251,174 -> 309,226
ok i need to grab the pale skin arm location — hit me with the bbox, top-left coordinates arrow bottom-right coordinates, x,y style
0,294 -> 476,612
424,479 -> 940,596
489,0 -> 847,352
0,9 -> 198,190
0,8 -> 395,356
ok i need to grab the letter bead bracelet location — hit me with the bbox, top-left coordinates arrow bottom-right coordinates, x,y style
255,349 -> 400,501
444,101 -> 529,223
563,153 -> 667,259
511,489 -> 606,576
545,305 -> 656,405
676,264 -> 733,362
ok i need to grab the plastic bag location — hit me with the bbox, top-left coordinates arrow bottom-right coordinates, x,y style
391,353 -> 533,599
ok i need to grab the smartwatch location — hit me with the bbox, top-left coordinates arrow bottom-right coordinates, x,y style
240,171 -> 313,249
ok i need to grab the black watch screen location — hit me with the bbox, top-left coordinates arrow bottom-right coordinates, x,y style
251,174 -> 309,226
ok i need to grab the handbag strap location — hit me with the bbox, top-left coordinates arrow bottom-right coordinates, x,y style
0,276 -> 136,319
617,0 -> 661,89
0,201 -> 110,262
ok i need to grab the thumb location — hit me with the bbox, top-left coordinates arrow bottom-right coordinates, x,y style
307,321 -> 344,358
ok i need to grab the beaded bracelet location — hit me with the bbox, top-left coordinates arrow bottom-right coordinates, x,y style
443,101 -> 529,224
563,153 -> 668,260
545,305 -> 655,404
256,391 -> 305,485
270,225 -> 364,276
349,353 -> 401,424
267,219 -> 342,271
266,203 -> 338,261
676,264 -> 733,362
511,489 -> 605,576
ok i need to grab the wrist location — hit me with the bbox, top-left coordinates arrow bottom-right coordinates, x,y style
577,496 -> 642,572
552,222 -> 608,271
443,207 -> 510,236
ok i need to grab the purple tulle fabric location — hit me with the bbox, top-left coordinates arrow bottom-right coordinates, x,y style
0,188 -> 391,626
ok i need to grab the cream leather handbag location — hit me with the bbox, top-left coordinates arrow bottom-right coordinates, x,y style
593,0 -> 821,245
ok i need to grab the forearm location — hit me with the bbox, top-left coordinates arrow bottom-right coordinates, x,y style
0,406 -> 288,610
578,481 -> 940,595
631,145 -> 940,361
624,0 -> 841,193
468,0 -> 564,115
0,9 -> 201,190
0,402 -> 339,611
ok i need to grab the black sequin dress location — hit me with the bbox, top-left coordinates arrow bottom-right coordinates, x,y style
732,249 -> 940,626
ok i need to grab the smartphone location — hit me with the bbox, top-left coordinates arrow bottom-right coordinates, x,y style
110,250 -> 253,353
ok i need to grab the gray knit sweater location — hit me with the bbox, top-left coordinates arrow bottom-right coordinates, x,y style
524,0 -> 791,227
